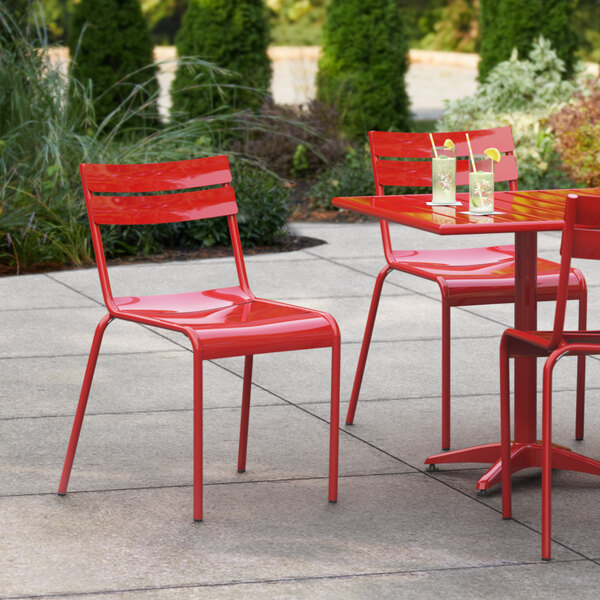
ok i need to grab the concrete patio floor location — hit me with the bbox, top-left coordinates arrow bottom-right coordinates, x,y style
1,221 -> 599,599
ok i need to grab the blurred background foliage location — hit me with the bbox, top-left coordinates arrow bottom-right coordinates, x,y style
68,0 -> 160,132
40,0 -> 600,63
171,0 -> 272,120
2,0 -> 599,274
0,2 -> 290,273
316,0 -> 412,140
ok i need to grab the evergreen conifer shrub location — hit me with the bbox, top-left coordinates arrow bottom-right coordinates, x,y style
171,0 -> 272,119
68,0 -> 159,131
316,0 -> 411,141
479,0 -> 578,81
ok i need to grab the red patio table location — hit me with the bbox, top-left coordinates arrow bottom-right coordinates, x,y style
333,187 -> 600,492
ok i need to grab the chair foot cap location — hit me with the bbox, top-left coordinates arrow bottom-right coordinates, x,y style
57,493 -> 66,496
502,517 -> 512,520
345,422 -> 354,426
442,447 -> 450,451
576,437 -> 583,441
237,469 -> 245,473
328,499 -> 337,504
542,557 -> 551,561
193,518 -> 203,522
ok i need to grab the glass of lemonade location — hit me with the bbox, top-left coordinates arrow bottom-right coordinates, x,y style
431,146 -> 456,204
469,154 -> 494,214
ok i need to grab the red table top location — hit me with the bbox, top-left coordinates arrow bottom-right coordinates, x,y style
332,188 -> 600,235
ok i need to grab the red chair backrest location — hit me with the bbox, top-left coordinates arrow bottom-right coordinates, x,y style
567,193 -> 600,261
368,127 -> 518,193
81,156 -> 236,226
79,156 -> 251,309
551,193 -> 600,343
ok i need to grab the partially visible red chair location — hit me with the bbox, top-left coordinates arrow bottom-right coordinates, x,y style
58,156 -> 340,521
346,127 -> 587,451
500,193 -> 600,560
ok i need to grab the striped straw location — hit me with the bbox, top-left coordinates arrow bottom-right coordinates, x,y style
429,133 -> 438,158
466,133 -> 476,172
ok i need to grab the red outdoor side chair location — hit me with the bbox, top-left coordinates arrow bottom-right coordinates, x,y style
346,127 -> 587,451
58,156 -> 340,521
500,193 -> 600,560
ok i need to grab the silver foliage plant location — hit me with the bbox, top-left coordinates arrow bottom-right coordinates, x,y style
439,36 -> 591,188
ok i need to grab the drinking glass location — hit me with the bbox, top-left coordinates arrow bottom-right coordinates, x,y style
431,146 -> 456,204
469,154 -> 494,214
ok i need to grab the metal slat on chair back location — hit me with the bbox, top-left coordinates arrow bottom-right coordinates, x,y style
570,194 -> 600,260
550,193 -> 600,344
81,156 -> 236,226
369,127 -> 518,192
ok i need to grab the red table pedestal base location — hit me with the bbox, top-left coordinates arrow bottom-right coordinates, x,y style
425,442 -> 600,491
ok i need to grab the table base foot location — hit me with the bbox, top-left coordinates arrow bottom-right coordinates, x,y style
426,442 -> 600,491
425,442 -> 501,467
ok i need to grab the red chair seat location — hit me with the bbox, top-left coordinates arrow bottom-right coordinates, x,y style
503,328 -> 600,355
390,245 -> 586,306
115,289 -> 335,359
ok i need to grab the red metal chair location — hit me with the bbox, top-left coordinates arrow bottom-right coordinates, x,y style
500,193 -> 600,560
346,127 -> 587,451
58,156 -> 340,521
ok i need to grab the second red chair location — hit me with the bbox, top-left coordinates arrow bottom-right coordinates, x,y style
58,156 -> 341,521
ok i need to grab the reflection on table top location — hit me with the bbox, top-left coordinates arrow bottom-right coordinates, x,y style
332,188 -> 600,235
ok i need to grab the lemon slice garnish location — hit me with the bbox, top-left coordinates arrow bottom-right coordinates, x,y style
443,138 -> 455,150
484,147 -> 501,162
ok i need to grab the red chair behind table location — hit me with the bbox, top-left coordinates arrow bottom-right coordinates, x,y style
346,127 -> 587,451
500,193 -> 600,560
58,156 -> 340,521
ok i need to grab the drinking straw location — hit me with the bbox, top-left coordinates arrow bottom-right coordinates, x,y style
429,133 -> 438,158
466,132 -> 476,172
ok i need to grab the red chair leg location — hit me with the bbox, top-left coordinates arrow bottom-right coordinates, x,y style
441,299 -> 451,450
58,314 -> 112,496
575,291 -> 587,440
329,339 -> 341,503
499,336 -> 512,519
237,355 -> 254,473
346,265 -> 392,425
192,345 -> 204,522
542,354 -> 559,560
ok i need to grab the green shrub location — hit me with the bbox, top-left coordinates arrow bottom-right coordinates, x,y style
307,146 -> 425,210
171,0 -> 271,119
0,4 -> 290,274
307,147 -> 374,210
574,0 -> 600,64
417,0 -> 479,53
3,0 -> 34,33
1,4 -> 94,272
231,161 -> 290,245
106,160 -> 290,254
269,0 -> 326,46
68,0 -> 159,131
441,37 -> 581,189
232,100 -> 348,179
316,0 -> 412,141
550,78 -> 600,188
479,0 -> 579,82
